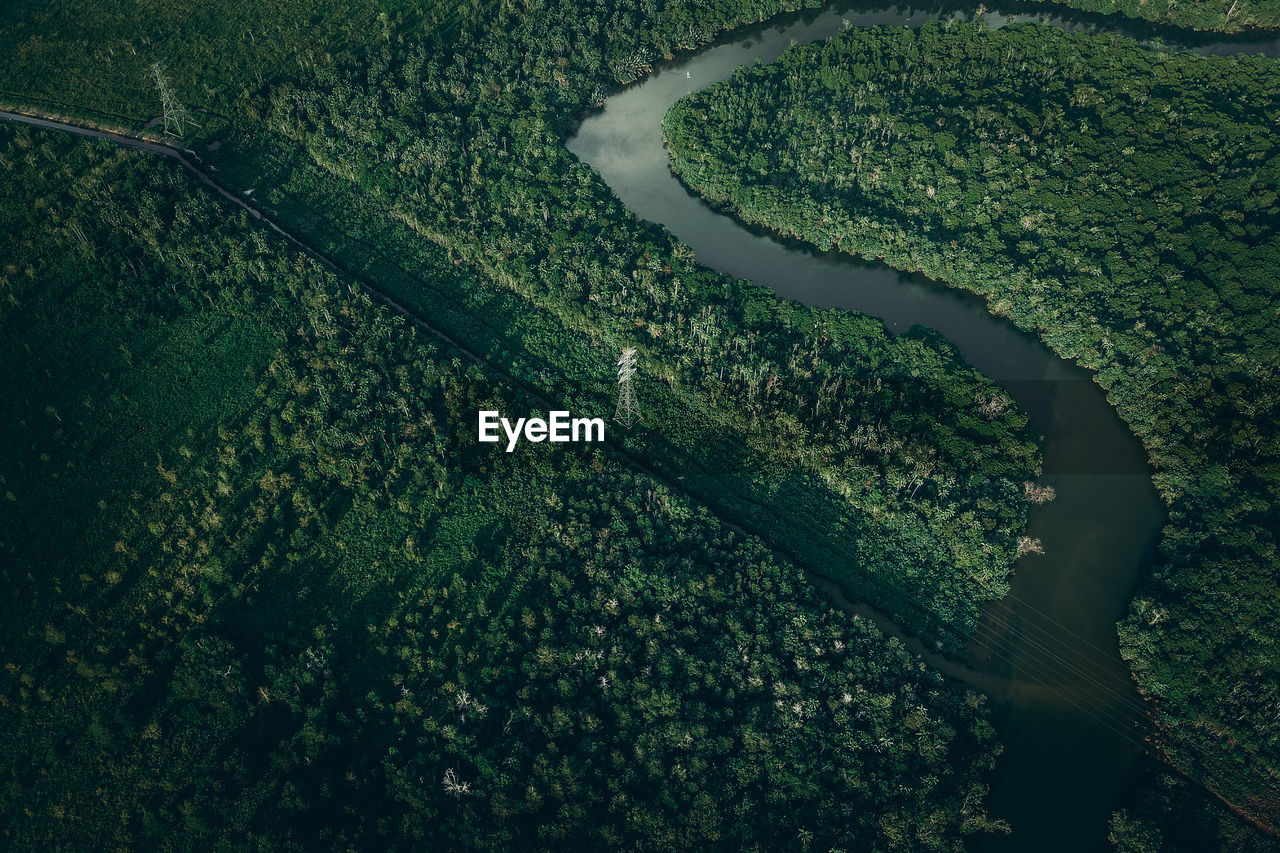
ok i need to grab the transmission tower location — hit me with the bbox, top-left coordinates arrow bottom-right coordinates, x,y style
614,347 -> 641,428
149,62 -> 194,137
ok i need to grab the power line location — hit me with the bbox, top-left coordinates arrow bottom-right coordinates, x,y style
615,346 -> 641,427
971,605 -> 1151,717
148,62 -> 195,138
16,108 -> 1263,830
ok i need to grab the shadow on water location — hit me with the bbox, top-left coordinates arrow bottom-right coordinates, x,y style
564,4 -> 1276,848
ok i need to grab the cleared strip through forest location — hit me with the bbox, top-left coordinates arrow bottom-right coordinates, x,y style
3,106 -> 1270,838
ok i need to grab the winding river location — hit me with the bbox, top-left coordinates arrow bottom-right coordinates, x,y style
567,6 -> 1279,850
3,6 -> 1274,846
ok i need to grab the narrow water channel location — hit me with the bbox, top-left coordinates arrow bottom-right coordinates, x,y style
567,6 -> 1278,849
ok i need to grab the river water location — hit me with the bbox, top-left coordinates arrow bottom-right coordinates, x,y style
567,6 -> 1278,849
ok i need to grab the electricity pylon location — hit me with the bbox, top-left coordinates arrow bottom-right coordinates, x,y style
149,62 -> 194,137
615,347 -> 640,428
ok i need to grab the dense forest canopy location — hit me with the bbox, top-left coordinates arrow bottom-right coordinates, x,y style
239,1 -> 1057,646
0,0 -> 1275,127
1065,0 -> 1280,30
0,7 -> 1053,850
3,0 -> 1279,848
0,125 -> 1009,849
0,0 -> 480,124
664,19 -> 1280,839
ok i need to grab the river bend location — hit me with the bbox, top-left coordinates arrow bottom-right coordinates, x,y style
567,6 -> 1277,850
